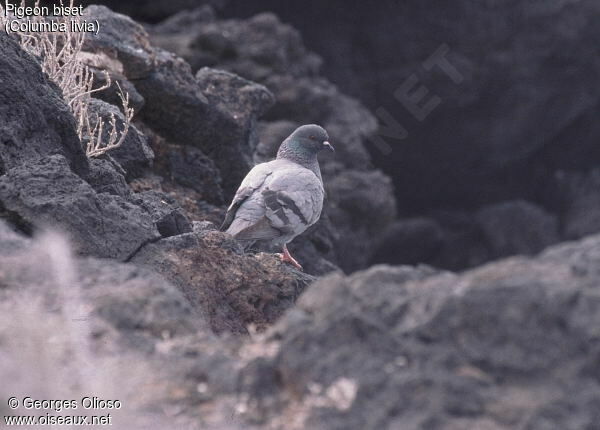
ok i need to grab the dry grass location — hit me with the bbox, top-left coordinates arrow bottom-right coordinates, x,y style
0,0 -> 133,157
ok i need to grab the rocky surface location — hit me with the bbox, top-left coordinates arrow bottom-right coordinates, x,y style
87,99 -> 154,180
0,31 -> 88,176
134,190 -> 193,238
372,200 -> 562,270
132,227 -> 315,334
236,236 -> 600,429
475,200 -> 560,259
0,154 -> 159,260
553,168 -> 600,241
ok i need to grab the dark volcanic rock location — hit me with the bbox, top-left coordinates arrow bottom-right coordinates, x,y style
87,99 -> 154,179
476,200 -> 559,259
150,10 -> 375,172
135,190 -> 193,238
224,0 -> 600,216
165,144 -> 225,205
554,168 -> 600,240
149,6 -> 218,66
132,229 -> 316,334
326,169 -> 397,271
132,47 -> 215,143
372,203 -> 559,270
83,157 -> 132,198
83,5 -> 155,79
90,65 -> 146,114
175,11 -> 322,79
371,218 -> 445,266
196,67 -> 275,156
0,155 -> 159,260
83,5 -> 263,195
0,32 -> 88,175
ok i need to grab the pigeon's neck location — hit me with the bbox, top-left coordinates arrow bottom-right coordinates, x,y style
277,142 -> 323,182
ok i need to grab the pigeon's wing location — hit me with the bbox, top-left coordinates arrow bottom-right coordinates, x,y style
220,162 -> 274,232
222,161 -> 324,243
261,168 -> 324,238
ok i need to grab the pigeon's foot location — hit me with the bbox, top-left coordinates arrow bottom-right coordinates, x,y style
280,244 -> 303,271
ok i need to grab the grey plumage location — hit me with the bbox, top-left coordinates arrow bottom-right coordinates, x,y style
221,125 -> 333,262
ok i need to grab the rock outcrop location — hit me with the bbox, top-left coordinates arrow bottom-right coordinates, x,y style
0,31 -> 88,176
132,227 -> 315,334
372,200 -> 562,270
0,155 -> 160,260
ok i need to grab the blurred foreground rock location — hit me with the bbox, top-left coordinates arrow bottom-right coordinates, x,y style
0,221 -> 239,429
234,234 -> 600,429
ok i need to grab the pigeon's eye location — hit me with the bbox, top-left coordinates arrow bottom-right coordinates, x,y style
309,135 -> 315,140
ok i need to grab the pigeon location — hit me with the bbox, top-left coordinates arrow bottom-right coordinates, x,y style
220,124 -> 334,270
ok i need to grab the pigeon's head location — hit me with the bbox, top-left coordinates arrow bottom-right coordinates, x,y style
285,124 -> 334,156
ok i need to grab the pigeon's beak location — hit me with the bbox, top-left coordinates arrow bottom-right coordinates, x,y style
323,141 -> 335,153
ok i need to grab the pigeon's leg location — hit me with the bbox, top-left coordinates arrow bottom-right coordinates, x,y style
280,244 -> 303,270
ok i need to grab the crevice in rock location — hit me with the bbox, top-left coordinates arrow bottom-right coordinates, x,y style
123,234 -> 164,263
0,202 -> 33,237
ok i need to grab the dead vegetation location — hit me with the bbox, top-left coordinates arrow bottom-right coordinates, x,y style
0,0 -> 133,157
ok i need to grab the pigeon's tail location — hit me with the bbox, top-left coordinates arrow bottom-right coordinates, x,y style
224,217 -> 247,237
227,216 -> 281,243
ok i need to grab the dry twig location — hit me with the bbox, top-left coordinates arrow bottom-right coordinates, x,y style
0,0 -> 132,157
